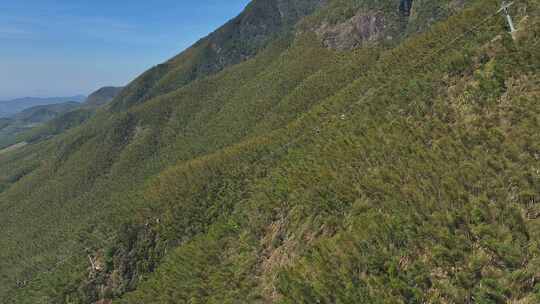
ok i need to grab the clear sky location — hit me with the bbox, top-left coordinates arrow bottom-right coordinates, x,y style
0,0 -> 252,100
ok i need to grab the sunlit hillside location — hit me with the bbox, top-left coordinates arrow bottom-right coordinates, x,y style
1,0 -> 539,303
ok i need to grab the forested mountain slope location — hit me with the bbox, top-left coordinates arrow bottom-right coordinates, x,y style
1,0 -> 539,303
84,87 -> 124,108
111,0 -> 326,111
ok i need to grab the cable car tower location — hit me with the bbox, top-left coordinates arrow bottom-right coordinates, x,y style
498,1 -> 517,33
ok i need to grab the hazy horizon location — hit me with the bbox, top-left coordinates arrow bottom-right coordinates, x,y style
0,0 -> 251,100
0,94 -> 87,102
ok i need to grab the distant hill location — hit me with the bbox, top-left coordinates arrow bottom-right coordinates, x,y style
12,101 -> 80,123
0,86 -> 122,148
0,95 -> 85,118
0,101 -> 81,148
83,86 -> 123,107
0,118 -> 10,129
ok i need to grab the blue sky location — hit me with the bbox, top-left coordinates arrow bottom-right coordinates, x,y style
0,0 -> 251,100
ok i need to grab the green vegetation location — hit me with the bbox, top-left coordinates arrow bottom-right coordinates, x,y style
84,87 -> 124,108
1,0 -> 539,303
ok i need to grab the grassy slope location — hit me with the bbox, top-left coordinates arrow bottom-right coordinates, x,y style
0,22 -> 354,304
0,0 -> 538,303
118,1 -> 540,303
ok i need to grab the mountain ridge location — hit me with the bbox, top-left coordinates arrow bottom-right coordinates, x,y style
110,0 -> 327,111
84,87 -> 124,108
0,95 -> 86,118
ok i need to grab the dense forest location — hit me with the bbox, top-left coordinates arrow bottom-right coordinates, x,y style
1,0 -> 539,303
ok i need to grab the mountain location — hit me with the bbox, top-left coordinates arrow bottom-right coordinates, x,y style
0,0 -> 539,303
111,0 -> 326,111
84,87 -> 124,107
0,95 -> 86,118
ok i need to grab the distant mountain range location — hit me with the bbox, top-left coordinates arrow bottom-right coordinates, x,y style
11,101 -> 81,123
0,95 -> 86,118
0,87 -> 123,148
0,101 -> 81,148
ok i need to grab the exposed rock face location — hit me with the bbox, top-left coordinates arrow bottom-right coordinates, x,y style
313,0 -> 470,51
315,11 -> 387,50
